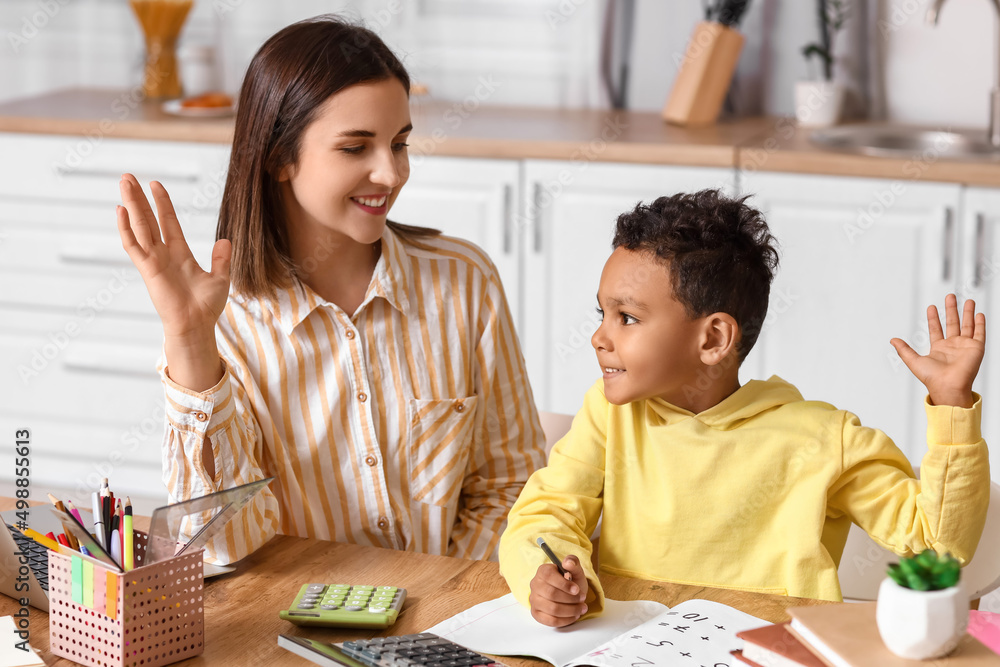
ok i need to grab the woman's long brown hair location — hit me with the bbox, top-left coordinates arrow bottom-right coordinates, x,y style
217,15 -> 438,300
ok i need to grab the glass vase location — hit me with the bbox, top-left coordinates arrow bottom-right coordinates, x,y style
129,0 -> 194,99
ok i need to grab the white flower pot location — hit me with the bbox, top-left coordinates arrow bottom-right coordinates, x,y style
876,578 -> 968,660
794,80 -> 845,127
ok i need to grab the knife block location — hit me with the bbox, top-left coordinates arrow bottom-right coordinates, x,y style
663,21 -> 745,127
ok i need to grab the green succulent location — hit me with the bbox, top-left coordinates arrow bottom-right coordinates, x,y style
887,550 -> 961,591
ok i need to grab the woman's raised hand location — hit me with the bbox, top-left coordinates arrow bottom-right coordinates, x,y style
117,174 -> 231,339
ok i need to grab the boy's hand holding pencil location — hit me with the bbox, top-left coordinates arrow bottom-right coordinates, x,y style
529,538 -> 590,627
890,294 -> 986,409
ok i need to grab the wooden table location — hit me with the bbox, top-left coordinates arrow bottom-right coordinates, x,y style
0,500 -> 832,666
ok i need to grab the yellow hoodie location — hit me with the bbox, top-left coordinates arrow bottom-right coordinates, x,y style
499,376 -> 989,615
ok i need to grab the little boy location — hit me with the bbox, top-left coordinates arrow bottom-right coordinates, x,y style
498,189 -> 989,627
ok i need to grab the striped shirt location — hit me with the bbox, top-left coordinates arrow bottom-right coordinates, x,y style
159,227 -> 546,564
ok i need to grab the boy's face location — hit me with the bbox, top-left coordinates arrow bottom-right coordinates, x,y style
592,248 -> 707,407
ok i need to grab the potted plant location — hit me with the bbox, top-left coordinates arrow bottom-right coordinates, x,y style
875,550 -> 968,660
796,0 -> 848,127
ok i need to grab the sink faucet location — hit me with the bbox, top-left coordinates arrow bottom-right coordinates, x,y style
927,0 -> 1000,148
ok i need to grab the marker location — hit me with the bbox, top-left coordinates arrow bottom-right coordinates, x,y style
536,537 -> 568,576
92,492 -> 105,550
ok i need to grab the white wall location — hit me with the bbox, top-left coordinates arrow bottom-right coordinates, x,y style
881,0 -> 994,128
0,0 -> 994,131
626,0 -> 993,129
0,0 -> 602,109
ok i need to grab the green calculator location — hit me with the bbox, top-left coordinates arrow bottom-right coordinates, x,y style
278,583 -> 407,629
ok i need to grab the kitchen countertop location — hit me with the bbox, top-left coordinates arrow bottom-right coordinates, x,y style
2,88 -> 1000,185
736,120 -> 1000,187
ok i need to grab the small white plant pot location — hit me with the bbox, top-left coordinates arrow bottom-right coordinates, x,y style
876,578 -> 968,660
794,80 -> 845,127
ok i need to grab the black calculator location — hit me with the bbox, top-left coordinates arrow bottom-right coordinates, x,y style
278,633 -> 509,667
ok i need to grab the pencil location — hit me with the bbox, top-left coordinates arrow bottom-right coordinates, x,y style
61,500 -> 83,550
21,528 -> 59,551
536,537 -> 568,576
47,495 -> 81,550
64,499 -> 84,526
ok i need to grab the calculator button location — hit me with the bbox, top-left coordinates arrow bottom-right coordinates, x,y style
320,604 -> 339,610
369,606 -> 388,613
354,585 -> 375,591
305,584 -> 327,593
344,605 -> 364,611
296,603 -> 316,609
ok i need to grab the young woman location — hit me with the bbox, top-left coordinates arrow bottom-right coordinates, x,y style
116,15 -> 546,563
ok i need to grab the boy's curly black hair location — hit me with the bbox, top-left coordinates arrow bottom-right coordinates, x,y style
612,189 -> 779,362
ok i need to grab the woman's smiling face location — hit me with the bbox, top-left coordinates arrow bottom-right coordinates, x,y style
277,77 -> 412,248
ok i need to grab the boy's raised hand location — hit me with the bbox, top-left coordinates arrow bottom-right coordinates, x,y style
528,555 -> 589,627
890,294 -> 986,408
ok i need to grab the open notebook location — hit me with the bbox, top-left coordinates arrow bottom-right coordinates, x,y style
425,593 -> 767,667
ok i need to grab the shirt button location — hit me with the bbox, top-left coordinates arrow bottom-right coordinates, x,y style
377,517 -> 388,530
365,455 -> 377,467
358,392 -> 367,402
345,330 -> 355,339
194,411 -> 208,422
454,402 -> 465,413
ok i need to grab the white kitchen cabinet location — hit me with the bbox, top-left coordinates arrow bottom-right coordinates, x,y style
740,171 -> 961,466
0,132 -> 229,509
961,187 -> 1000,476
521,160 -> 737,415
388,156 -> 521,325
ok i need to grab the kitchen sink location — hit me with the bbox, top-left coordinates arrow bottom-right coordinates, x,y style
809,125 -> 1000,161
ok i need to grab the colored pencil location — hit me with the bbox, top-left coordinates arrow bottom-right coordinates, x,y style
124,497 -> 134,571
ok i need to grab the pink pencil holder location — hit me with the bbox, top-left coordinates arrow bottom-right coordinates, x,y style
47,531 -> 205,667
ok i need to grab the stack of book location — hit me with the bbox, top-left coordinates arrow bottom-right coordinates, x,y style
733,602 -> 1000,667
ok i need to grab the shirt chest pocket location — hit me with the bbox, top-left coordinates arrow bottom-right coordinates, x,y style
407,396 -> 479,507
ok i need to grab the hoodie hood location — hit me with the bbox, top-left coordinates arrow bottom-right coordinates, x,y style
644,375 -> 804,430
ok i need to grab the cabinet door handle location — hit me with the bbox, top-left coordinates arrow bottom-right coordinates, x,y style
502,184 -> 513,255
533,182 -> 543,253
58,249 -> 134,268
942,207 -> 954,282
53,165 -> 200,183
974,212 -> 986,288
